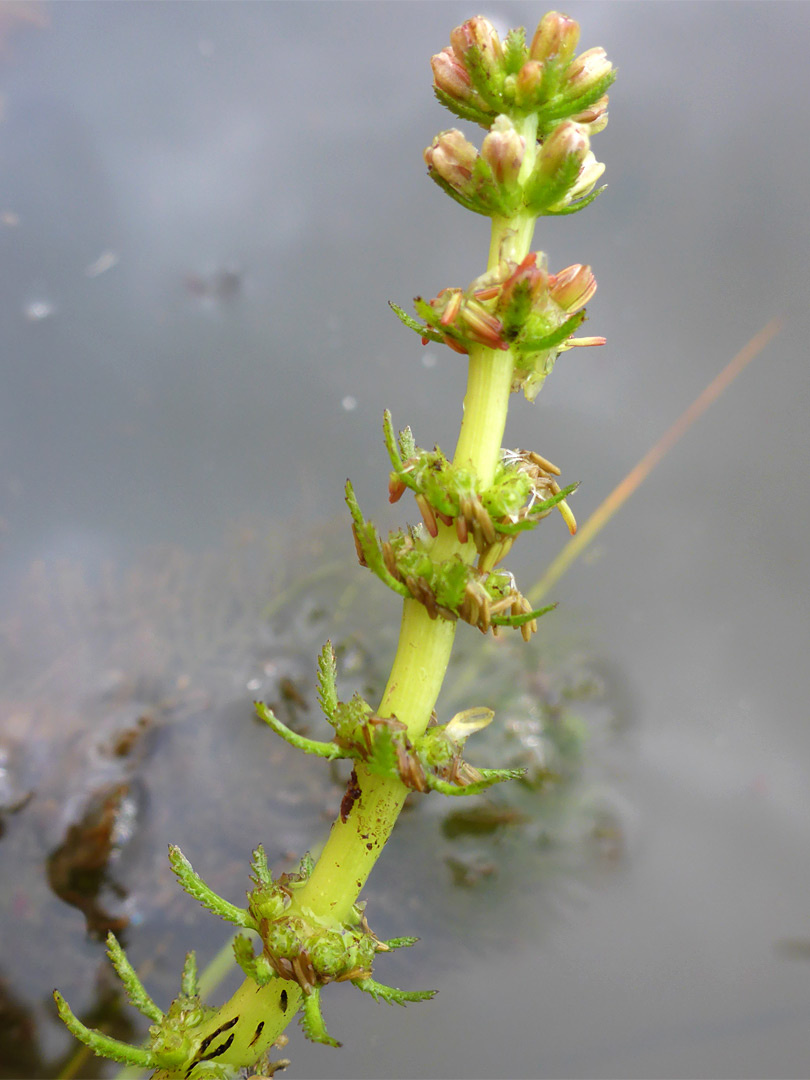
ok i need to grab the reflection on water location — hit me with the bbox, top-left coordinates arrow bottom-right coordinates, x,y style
0,521 -> 629,1075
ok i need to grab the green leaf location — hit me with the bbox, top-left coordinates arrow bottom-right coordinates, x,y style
352,977 -> 436,1006
380,936 -> 419,950
181,950 -> 200,998
427,767 -> 525,797
53,991 -> 157,1068
545,184 -> 606,216
168,845 -> 255,929
345,480 -> 411,599
382,409 -> 403,471
398,424 -> 416,461
316,640 -> 339,721
491,601 -> 558,628
503,27 -> 528,75
522,151 -> 583,216
233,934 -> 276,986
250,844 -> 273,886
300,986 -> 341,1047
364,723 -> 401,781
105,933 -> 163,1023
540,69 -> 617,127
432,85 -> 493,128
255,701 -> 345,760
426,168 -> 493,217
493,483 -> 580,535
518,310 -> 587,352
388,301 -> 444,344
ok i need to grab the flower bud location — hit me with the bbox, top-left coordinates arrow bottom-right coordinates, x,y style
450,16 -> 504,74
548,264 -> 597,312
529,11 -> 580,65
564,46 -> 613,96
536,120 -> 589,185
571,94 -> 609,135
480,115 -> 525,188
424,129 -> 478,194
498,253 -> 549,327
566,150 -> 605,202
514,60 -> 545,107
431,46 -> 474,102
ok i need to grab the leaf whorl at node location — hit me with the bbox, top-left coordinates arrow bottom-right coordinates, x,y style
391,255 -> 603,401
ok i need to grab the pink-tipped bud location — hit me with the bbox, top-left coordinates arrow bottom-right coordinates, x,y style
514,60 -> 545,106
537,119 -> 589,180
567,150 -> 605,202
499,253 -> 549,313
431,47 -> 474,102
571,94 -> 609,135
564,46 -> 612,95
529,11 -> 580,65
424,129 -> 478,194
481,116 -> 525,188
548,264 -> 597,312
450,16 -> 504,72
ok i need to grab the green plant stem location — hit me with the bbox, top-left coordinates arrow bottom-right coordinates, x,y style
180,118 -> 541,1076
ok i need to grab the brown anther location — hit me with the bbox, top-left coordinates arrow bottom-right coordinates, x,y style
415,493 -> 439,538
436,510 -> 454,527
461,586 -> 479,627
473,284 -> 500,301
478,592 -> 492,633
528,450 -> 561,475
388,476 -> 407,503
470,517 -> 484,553
443,333 -> 469,355
475,498 -> 496,545
455,514 -> 468,544
558,499 -> 577,535
520,620 -> 533,642
381,540 -> 398,579
439,289 -> 462,326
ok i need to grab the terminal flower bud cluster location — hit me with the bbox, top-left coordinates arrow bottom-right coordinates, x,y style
391,253 -> 603,400
431,11 -> 614,138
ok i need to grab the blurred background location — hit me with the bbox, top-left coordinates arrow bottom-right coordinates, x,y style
1,2 -> 809,1077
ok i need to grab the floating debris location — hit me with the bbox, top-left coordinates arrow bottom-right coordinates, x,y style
85,250 -> 119,278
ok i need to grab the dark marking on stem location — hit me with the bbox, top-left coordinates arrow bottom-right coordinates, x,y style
280,989 -> 288,1012
340,768 -> 361,823
202,1032 -> 234,1061
366,842 -> 373,850
249,1021 -> 265,1048
195,1016 -> 239,1062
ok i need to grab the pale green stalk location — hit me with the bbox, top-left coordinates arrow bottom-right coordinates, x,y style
185,116 -> 542,1070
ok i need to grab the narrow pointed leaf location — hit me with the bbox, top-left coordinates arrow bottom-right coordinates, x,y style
53,991 -> 157,1068
352,977 -> 436,1006
181,950 -> 199,998
105,933 -> 163,1022
168,846 -> 254,928
300,987 -> 341,1047
255,701 -> 344,760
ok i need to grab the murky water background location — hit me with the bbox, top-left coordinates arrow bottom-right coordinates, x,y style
1,3 -> 809,1078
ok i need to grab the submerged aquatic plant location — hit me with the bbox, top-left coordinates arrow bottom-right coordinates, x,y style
56,11 -> 615,1075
